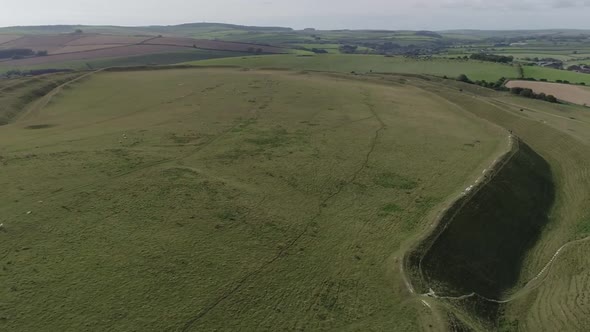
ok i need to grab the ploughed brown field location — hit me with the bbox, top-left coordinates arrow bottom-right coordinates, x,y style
506,80 -> 590,106
0,35 -> 22,45
145,37 -> 285,53
66,35 -> 153,45
0,33 -> 286,67
0,45 -> 189,65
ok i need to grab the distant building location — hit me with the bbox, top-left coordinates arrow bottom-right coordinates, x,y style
538,62 -> 564,70
567,64 -> 590,74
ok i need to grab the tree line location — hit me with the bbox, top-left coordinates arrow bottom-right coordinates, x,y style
469,53 -> 514,63
0,49 -> 48,59
509,87 -> 558,103
454,74 -> 558,103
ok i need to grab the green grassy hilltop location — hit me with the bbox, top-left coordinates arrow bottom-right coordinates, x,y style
2,25 -> 590,331
0,68 -> 506,331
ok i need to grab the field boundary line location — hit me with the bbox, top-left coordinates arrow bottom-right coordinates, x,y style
0,35 -> 24,47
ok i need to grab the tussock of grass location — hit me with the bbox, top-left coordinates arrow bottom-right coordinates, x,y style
380,203 -> 402,214
373,172 -> 418,190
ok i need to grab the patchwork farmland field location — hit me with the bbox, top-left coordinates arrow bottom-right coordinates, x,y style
0,44 -> 191,66
66,35 -> 153,45
0,50 -> 251,74
144,37 -> 286,53
0,34 -> 86,52
0,33 -> 286,70
49,44 -> 126,54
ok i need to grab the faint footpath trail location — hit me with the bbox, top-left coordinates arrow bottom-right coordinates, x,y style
18,68 -> 110,121
180,88 -> 386,331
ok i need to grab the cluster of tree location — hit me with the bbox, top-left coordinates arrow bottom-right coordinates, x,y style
339,45 -> 358,54
520,77 -> 586,85
449,56 -> 470,60
415,31 -> 443,38
358,41 -> 444,56
0,48 -> 49,60
310,48 -> 328,54
456,74 -> 558,103
375,42 -> 401,53
486,34 -> 588,44
567,64 -> 590,74
0,48 -> 35,59
246,47 -> 263,54
457,74 -> 509,91
1,68 -> 73,78
470,53 -> 514,63
510,87 -> 558,103
522,57 -> 562,63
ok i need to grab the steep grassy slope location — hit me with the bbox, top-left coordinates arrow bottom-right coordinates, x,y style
0,72 -> 81,124
421,139 -> 555,300
0,69 -> 505,331
406,76 -> 590,331
406,137 -> 556,330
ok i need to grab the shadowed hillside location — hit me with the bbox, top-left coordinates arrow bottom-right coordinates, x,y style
412,139 -> 555,328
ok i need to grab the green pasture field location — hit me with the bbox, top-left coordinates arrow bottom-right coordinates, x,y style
185,54 -> 520,81
523,65 -> 590,84
0,68 -> 507,331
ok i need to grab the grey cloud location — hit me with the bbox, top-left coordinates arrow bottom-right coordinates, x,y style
552,0 -> 577,8
440,0 -> 590,10
1,0 -> 589,30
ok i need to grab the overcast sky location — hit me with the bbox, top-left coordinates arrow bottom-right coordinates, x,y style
2,0 -> 590,30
